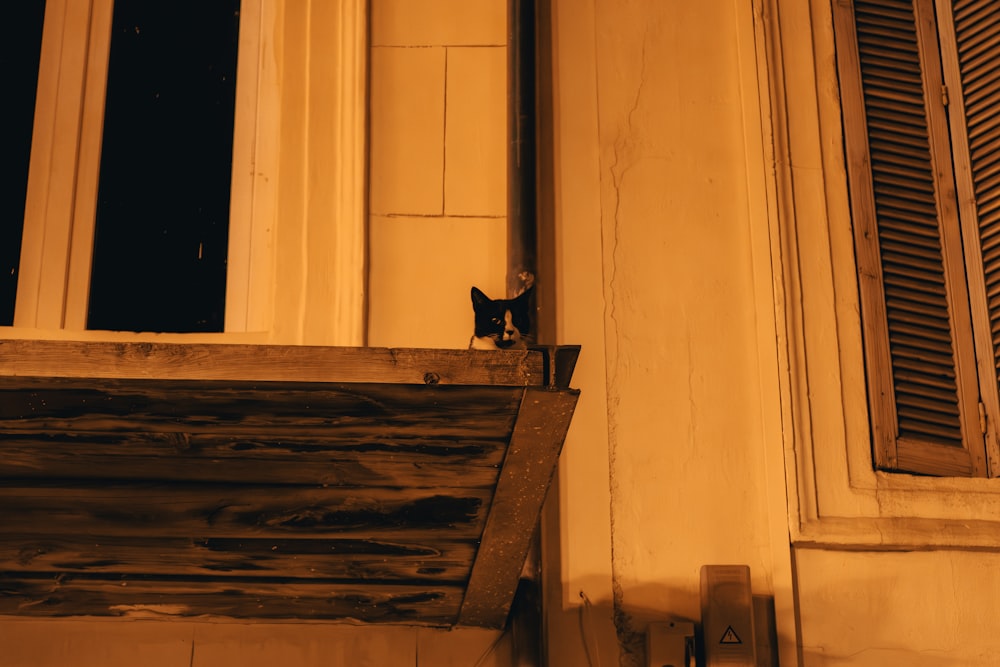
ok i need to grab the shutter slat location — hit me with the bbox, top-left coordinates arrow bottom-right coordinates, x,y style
966,106 -> 1000,142
962,68 -> 1000,107
895,368 -> 957,391
860,65 -> 923,86
883,273 -> 948,295
953,0 -> 995,24
973,170 -> 1000,203
896,380 -> 965,402
875,195 -> 941,218
882,254 -> 944,278
978,194 -> 1000,221
970,134 -> 1000,165
955,18 -> 1000,55
880,233 -> 942,253
955,20 -> 1000,65
870,165 -> 934,184
891,346 -> 959,369
888,319 -> 953,341
870,138 -> 937,161
970,158 -> 1000,191
882,239 -> 948,259
980,244 -> 1000,272
893,295 -> 956,322
896,412 -> 965,444
880,216 -> 945,239
896,402 -> 963,425
868,117 -> 935,137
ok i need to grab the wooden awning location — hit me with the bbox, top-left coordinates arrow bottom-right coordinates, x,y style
0,340 -> 580,628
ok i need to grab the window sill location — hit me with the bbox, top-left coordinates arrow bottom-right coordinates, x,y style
0,326 -> 270,345
792,465 -> 1000,550
795,515 -> 1000,550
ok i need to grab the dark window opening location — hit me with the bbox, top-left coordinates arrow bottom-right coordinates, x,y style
1,1 -> 47,326
88,0 -> 240,332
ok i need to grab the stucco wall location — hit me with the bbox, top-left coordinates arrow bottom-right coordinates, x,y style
367,0 -> 508,349
795,549 -> 1000,666
549,1 -> 1000,666
544,0 -> 792,664
0,622 -> 512,667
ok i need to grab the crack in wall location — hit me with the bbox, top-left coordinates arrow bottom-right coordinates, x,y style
602,19 -> 652,667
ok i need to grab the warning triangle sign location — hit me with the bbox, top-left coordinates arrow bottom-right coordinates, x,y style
719,625 -> 742,644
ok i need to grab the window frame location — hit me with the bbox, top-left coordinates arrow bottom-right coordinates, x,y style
758,0 -> 1000,550
833,0 -> 1000,478
11,0 -> 367,345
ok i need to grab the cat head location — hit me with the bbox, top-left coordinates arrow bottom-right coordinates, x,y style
470,285 -> 534,350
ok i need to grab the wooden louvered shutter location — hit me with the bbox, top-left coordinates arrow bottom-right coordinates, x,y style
834,0 -> 989,476
944,0 -> 1000,473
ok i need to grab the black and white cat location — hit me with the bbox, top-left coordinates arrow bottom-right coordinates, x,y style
469,286 -> 534,350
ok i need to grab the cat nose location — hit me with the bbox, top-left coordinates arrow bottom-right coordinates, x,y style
505,329 -> 514,336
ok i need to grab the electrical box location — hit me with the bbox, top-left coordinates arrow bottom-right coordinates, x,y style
647,620 -> 695,667
700,565 -> 757,666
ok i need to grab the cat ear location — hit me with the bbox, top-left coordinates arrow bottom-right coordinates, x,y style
514,285 -> 535,301
471,286 -> 490,307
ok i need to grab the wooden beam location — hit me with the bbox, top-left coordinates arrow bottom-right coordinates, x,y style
0,377 -> 523,444
457,387 -> 579,627
0,577 -> 465,624
2,535 -> 478,583
0,431 -> 508,487
0,484 -> 492,540
0,339 -> 546,386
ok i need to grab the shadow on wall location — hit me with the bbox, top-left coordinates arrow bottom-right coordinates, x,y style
553,589 -> 967,667
546,580 -> 781,667
550,575 -> 983,666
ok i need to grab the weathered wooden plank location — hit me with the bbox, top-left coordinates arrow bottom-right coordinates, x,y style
0,484 -> 492,540
1,535 -> 477,583
0,339 -> 545,386
458,387 -> 580,628
0,576 -> 464,624
0,379 -> 523,441
0,432 -> 506,487
0,378 -> 525,420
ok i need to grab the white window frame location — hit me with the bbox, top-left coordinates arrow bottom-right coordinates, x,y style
758,0 -> 1000,550
12,0 -> 367,346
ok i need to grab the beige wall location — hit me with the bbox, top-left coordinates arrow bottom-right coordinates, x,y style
544,0 -> 792,664
548,0 -> 1000,665
795,549 -> 1000,666
367,0 -> 508,349
0,622 -> 512,667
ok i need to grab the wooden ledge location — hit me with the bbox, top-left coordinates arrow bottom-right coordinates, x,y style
0,340 -> 580,627
0,339 -> 567,387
